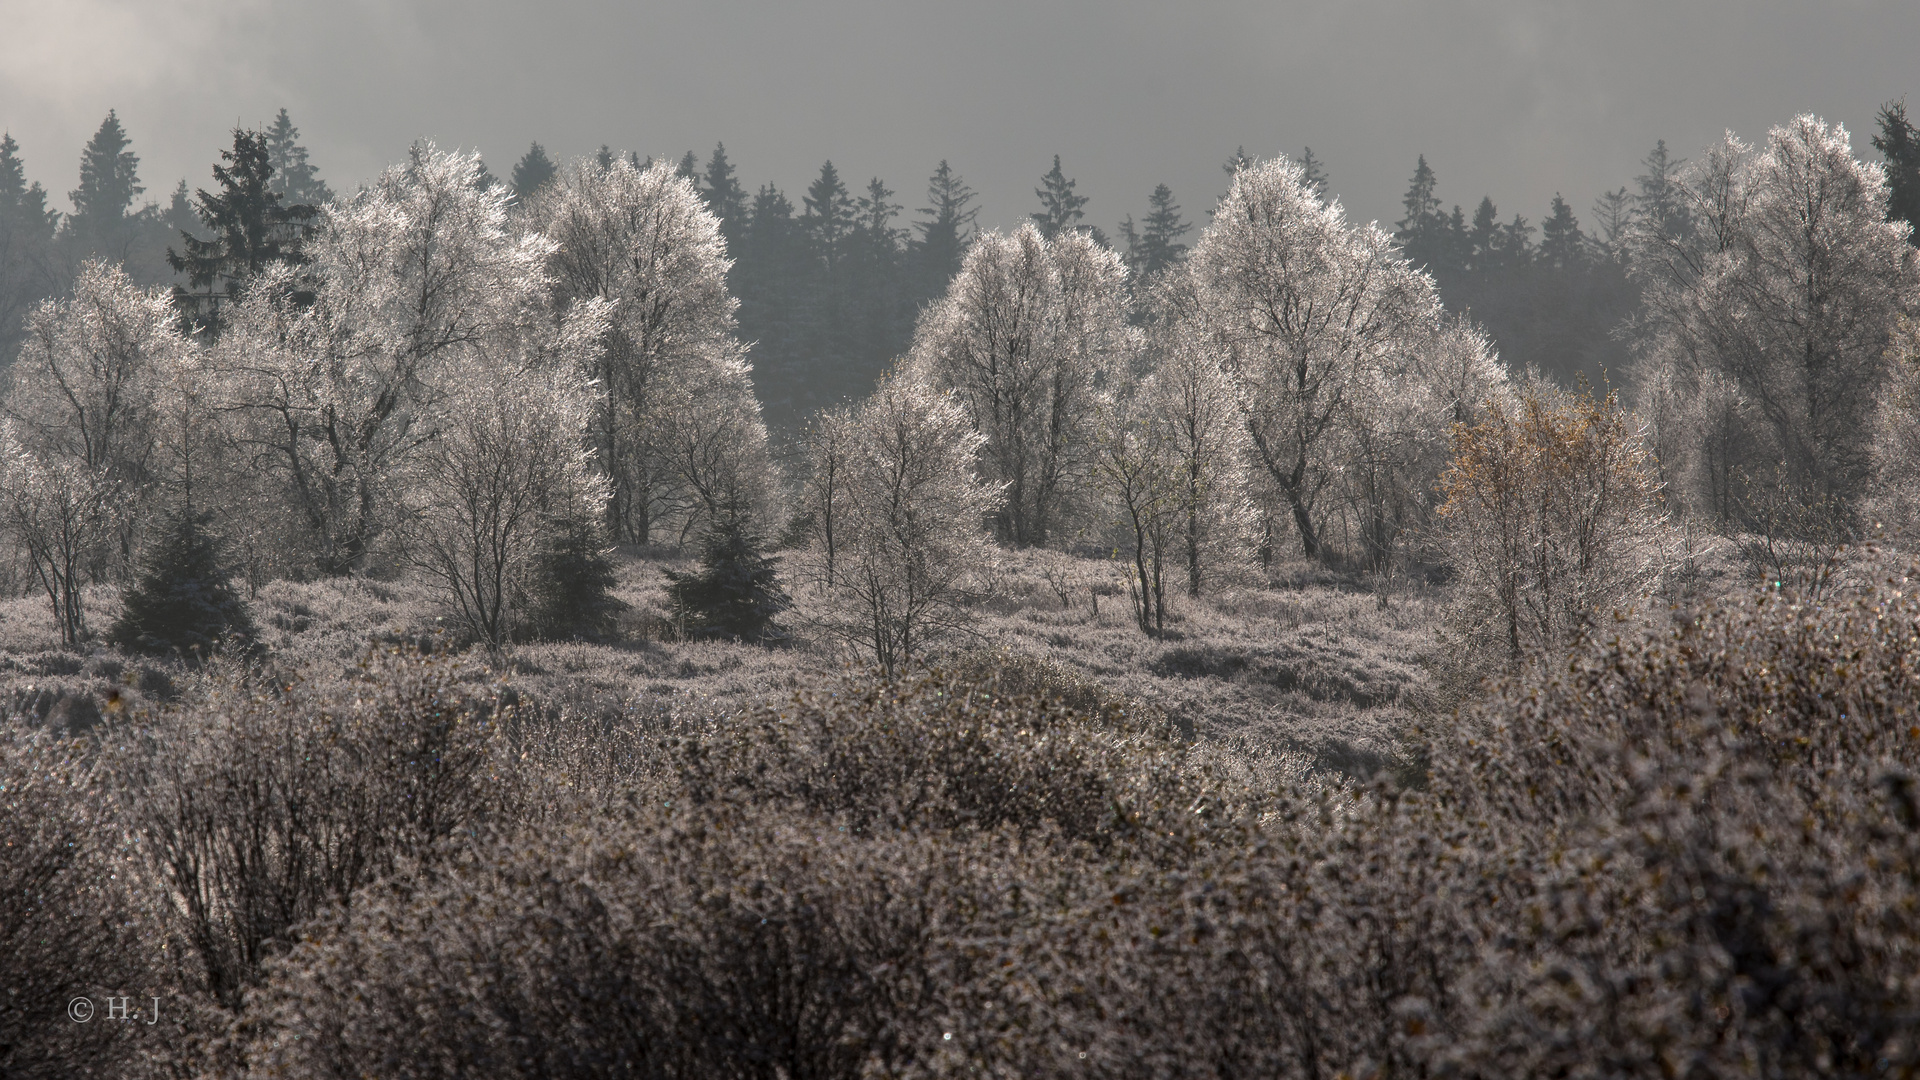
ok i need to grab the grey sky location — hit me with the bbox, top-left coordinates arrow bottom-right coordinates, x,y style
3,0 -> 1917,237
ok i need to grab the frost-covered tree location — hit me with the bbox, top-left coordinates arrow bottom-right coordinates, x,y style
907,224 -> 1133,546
401,319 -> 608,647
530,155 -> 774,544
212,143 -> 552,574
1630,116 -> 1920,531
1437,385 -> 1668,660
0,423 -> 115,645
1188,156 -> 1439,561
814,375 -> 999,676
1089,386 -> 1179,635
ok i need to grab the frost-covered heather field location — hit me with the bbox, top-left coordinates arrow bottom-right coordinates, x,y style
0,545 -> 1451,781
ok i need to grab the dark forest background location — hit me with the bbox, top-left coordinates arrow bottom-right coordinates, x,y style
8,109 -> 1920,434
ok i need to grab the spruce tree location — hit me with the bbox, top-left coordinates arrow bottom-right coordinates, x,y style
524,516 -> 627,640
911,160 -> 976,291
675,151 -> 699,183
595,144 -> 616,171
1633,139 -> 1692,243
1298,146 -> 1330,203
109,505 -> 257,661
510,142 -> 556,200
167,127 -> 316,328
663,518 -> 791,642
1874,100 -> 1920,246
802,160 -> 856,269
1,133 -> 57,357
263,109 -> 333,206
69,111 -> 142,229
1394,154 -> 1447,269
1033,155 -> 1096,242
1538,193 -> 1585,269
1469,196 -> 1501,271
1125,183 -> 1190,278
702,142 -> 750,242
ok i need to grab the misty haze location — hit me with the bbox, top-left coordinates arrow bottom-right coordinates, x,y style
6,3 -> 1920,1077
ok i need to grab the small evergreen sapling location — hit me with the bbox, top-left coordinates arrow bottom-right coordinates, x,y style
109,506 -> 257,660
525,515 -> 628,641
664,519 -> 791,642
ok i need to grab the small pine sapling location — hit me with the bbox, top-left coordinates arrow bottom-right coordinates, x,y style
109,506 -> 257,661
664,519 -> 792,642
525,516 -> 628,641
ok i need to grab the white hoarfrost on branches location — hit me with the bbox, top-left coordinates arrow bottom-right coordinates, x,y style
907,224 -> 1134,547
1630,115 -> 1920,533
1187,156 -> 1445,563
400,303 -> 610,647
212,142 -> 554,575
529,155 -> 775,543
809,374 -> 1001,676
0,422 -> 116,645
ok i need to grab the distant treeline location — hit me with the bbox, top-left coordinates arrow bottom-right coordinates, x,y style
7,109 -> 1920,431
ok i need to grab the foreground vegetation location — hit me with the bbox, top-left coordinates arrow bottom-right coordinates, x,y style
4,543 -> 1919,1078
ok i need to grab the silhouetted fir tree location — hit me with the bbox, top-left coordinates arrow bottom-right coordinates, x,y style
162,179 -> 196,236
1539,193 -> 1585,269
510,142 -> 556,200
0,132 -> 58,357
1875,100 -> 1920,246
69,111 -> 142,232
1633,139 -> 1692,244
594,144 -> 616,171
1298,146 -> 1330,203
675,151 -> 699,183
851,176 -> 909,380
1498,214 -> 1535,267
801,162 -> 858,390
109,505 -> 257,661
1123,183 -> 1190,278
263,109 -> 332,206
471,158 -> 501,191
1468,196 -> 1502,271
663,518 -> 790,643
1590,187 -> 1633,259
911,160 -> 975,296
524,516 -> 627,641
736,184 -> 815,429
1222,145 -> 1253,179
702,143 -> 749,243
802,161 -> 856,269
1395,154 -> 1450,270
1034,155 -> 1103,244
167,128 -> 316,331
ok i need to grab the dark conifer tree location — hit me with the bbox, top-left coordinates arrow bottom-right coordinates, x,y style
1874,100 -> 1920,246
1538,194 -> 1585,269
663,518 -> 791,643
594,144 -> 616,171
1222,145 -> 1253,178
802,160 -> 857,270
1124,183 -> 1190,278
1298,146 -> 1330,203
702,143 -> 750,244
911,160 -> 976,293
1033,155 -> 1094,241
675,151 -> 699,183
1633,139 -> 1692,244
69,111 -> 142,232
109,505 -> 257,661
263,109 -> 332,206
1498,214 -> 1534,266
1468,196 -> 1501,271
0,132 -> 57,357
510,142 -> 556,200
1395,155 -> 1448,269
524,516 -> 627,640
852,176 -> 908,366
1590,187 -> 1633,259
167,128 -> 316,331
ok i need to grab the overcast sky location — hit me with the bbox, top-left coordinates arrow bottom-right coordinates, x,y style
3,0 -> 1917,237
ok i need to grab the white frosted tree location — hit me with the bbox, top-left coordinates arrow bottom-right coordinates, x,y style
4,260 -> 180,561
211,143 -> 552,573
1630,116 -> 1920,532
1089,387 -> 1180,635
0,422 -> 116,645
1187,156 -> 1441,562
400,305 -> 609,647
529,155 -> 774,544
1139,317 -> 1259,596
907,224 -> 1133,547
815,374 -> 1000,676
